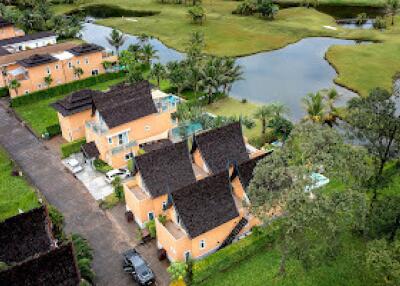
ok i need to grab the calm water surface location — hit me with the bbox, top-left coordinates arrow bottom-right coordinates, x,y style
82,23 -> 363,120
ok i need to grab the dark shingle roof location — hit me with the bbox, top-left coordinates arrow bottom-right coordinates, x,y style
0,31 -> 55,46
141,139 -> 173,153
0,17 -> 13,28
17,53 -> 57,67
0,206 -> 53,264
50,89 -> 101,116
81,141 -> 100,158
93,81 -> 158,129
0,243 -> 80,286
67,43 -> 104,56
0,47 -> 10,56
236,152 -> 272,189
172,171 -> 239,238
192,122 -> 249,174
136,141 -> 196,198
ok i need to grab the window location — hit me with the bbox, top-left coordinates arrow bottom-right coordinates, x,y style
148,212 -> 155,221
125,152 -> 133,161
85,57 -> 89,64
199,240 -> 206,250
24,90 -> 29,94
55,64 -> 59,70
162,201 -> 167,210
46,66 -> 51,75
91,69 -> 99,76
108,137 -> 112,144
144,125 -> 151,131
68,62 -> 72,69
184,251 -> 191,262
118,132 -> 128,145
37,83 -> 42,89
76,60 -> 80,65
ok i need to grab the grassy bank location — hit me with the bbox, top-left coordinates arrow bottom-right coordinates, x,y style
275,0 -> 385,6
0,148 -> 39,221
14,77 -> 125,135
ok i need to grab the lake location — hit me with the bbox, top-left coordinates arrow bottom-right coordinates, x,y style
81,23 -> 362,120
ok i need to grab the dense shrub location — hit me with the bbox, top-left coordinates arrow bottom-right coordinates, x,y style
11,72 -> 125,107
192,225 -> 279,284
68,4 -> 160,18
71,234 -> 95,285
61,138 -> 86,158
93,159 -> 113,174
145,219 -> 157,238
48,205 -> 65,241
45,124 -> 61,138
0,87 -> 9,97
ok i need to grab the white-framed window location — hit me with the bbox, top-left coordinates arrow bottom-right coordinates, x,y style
55,64 -> 59,70
37,83 -> 42,89
91,69 -> 99,76
184,251 -> 191,262
118,132 -> 128,145
76,60 -> 80,65
148,212 -> 155,221
68,62 -> 73,69
85,57 -> 89,64
24,90 -> 29,94
162,201 -> 167,209
144,125 -> 151,131
108,137 -> 112,144
46,66 -> 51,75
199,239 -> 206,250
125,152 -> 133,161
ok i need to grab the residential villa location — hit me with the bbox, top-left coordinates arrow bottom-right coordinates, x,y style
0,206 -> 80,285
0,17 -> 25,41
3,43 -> 117,97
52,81 -> 180,168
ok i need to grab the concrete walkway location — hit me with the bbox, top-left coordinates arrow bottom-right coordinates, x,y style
0,103 -> 169,286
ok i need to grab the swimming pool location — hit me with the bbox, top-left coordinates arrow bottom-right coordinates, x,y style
170,122 -> 203,141
305,173 -> 330,192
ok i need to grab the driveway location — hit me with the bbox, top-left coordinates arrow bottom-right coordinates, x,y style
0,103 -> 169,286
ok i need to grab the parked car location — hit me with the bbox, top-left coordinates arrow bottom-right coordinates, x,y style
123,249 -> 155,285
105,168 -> 130,183
66,158 -> 83,174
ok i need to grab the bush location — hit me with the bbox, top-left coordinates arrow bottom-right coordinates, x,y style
61,138 -> 86,158
241,98 -> 247,103
168,262 -> 187,282
93,159 -> 113,174
373,16 -> 387,30
68,4 -> 160,18
10,72 -> 125,107
0,87 -> 9,97
48,205 -> 65,242
45,124 -> 61,138
192,225 -> 279,284
98,193 -> 120,210
145,219 -> 156,238
158,214 -> 167,225
72,234 -> 95,284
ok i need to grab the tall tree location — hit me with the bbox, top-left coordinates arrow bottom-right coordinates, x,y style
346,87 -> 400,180
8,79 -> 21,96
107,28 -> 126,56
323,88 -> 341,127
386,0 -> 400,25
302,92 -> 326,123
254,105 -> 273,136
166,61 -> 187,96
150,63 -> 166,87
141,44 -> 159,66
220,57 -> 243,95
199,57 -> 220,104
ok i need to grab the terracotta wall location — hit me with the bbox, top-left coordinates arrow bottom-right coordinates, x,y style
59,109 -> 92,142
0,26 -> 23,40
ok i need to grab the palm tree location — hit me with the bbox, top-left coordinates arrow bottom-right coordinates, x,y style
127,44 -> 142,61
269,102 -> 289,118
323,88 -> 341,126
150,63 -> 166,87
386,0 -> 400,25
199,57 -> 220,104
141,44 -> 159,66
137,33 -> 150,46
301,92 -> 326,123
73,66 -> 84,79
254,105 -> 273,136
188,6 -> 206,25
107,28 -> 126,56
44,75 -> 53,88
221,57 -> 243,94
166,61 -> 187,96
9,79 -> 21,96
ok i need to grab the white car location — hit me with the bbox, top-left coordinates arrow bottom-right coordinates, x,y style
105,168 -> 131,184
66,158 -> 83,174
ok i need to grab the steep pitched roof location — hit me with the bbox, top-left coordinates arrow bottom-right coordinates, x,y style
93,81 -> 158,129
235,152 -> 272,189
0,243 -> 80,286
50,89 -> 101,116
0,31 -> 55,46
192,122 -> 249,174
17,53 -> 57,67
172,171 -> 239,238
67,43 -> 103,56
136,141 -> 196,198
81,141 -> 100,159
0,47 -> 10,56
141,139 -> 173,153
0,206 -> 54,264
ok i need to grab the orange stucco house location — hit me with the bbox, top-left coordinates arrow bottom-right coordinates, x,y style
0,17 -> 25,41
52,81 -> 180,168
5,43 -> 117,97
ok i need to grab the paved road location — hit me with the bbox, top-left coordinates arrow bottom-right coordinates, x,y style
0,105 -> 135,285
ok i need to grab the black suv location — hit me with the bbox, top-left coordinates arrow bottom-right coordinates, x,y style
123,249 -> 155,285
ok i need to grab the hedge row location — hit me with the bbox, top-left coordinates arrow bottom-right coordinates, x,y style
11,72 -> 125,107
61,138 -> 86,158
45,124 -> 61,138
0,87 -> 9,98
192,224 -> 279,284
68,4 -> 160,18
93,159 -> 113,174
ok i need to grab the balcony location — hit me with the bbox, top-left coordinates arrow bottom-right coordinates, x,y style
8,67 -> 29,81
85,121 -> 108,135
125,181 -> 150,201
158,219 -> 185,240
111,140 -> 137,155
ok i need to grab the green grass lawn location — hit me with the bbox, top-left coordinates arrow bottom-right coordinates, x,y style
205,97 -> 261,140
275,0 -> 385,6
0,148 -> 39,221
14,77 -> 126,135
